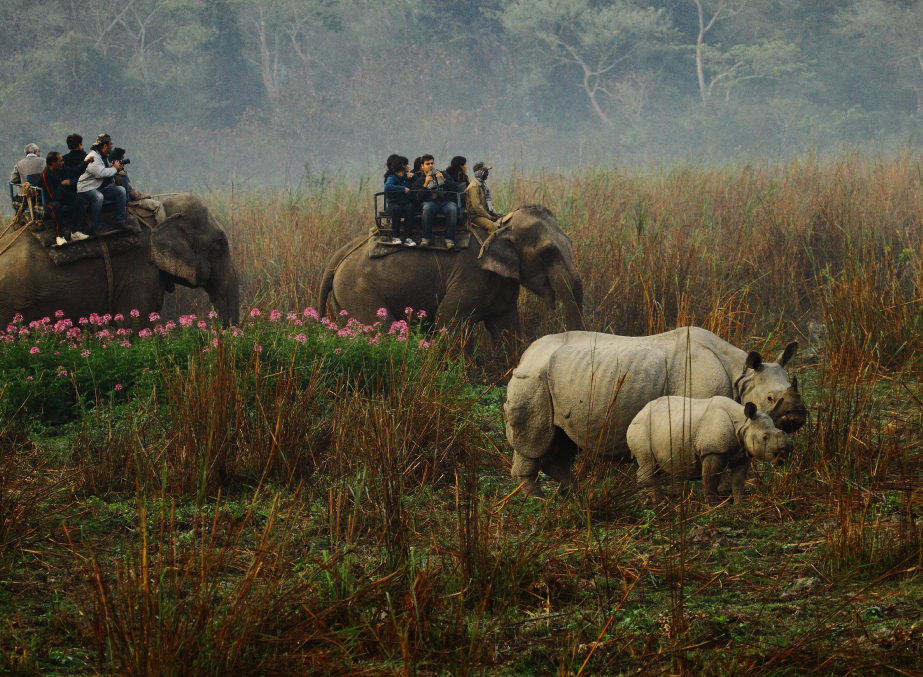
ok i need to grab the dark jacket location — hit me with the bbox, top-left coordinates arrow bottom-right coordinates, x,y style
384,172 -> 414,204
62,149 -> 86,168
445,167 -> 469,186
412,171 -> 459,202
40,165 -> 83,202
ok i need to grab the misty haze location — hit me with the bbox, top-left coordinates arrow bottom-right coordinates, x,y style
4,0 -> 923,190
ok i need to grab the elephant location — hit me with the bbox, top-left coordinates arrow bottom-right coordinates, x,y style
504,327 -> 808,496
0,193 -> 239,327
315,205 -> 584,345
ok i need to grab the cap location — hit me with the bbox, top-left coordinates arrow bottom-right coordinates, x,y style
94,133 -> 112,146
472,161 -> 492,172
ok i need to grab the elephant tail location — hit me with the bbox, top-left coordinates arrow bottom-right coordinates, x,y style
316,235 -> 369,317
316,260 -> 338,319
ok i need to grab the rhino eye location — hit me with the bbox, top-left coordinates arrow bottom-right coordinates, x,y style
767,395 -> 774,403
763,433 -> 769,440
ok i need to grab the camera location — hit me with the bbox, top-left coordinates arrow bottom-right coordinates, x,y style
108,147 -> 131,166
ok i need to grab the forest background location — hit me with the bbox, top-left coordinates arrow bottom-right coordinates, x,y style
5,0 -> 923,191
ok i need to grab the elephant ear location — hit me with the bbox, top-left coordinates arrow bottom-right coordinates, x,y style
150,213 -> 201,285
478,225 -> 519,280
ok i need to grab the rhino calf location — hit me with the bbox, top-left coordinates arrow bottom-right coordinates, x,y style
627,396 -> 793,504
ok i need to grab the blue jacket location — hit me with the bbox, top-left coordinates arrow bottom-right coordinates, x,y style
384,173 -> 413,204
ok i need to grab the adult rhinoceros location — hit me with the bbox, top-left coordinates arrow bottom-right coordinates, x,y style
504,327 -> 807,496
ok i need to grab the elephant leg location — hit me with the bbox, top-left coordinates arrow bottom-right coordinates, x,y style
540,427 -> 578,489
484,311 -> 522,353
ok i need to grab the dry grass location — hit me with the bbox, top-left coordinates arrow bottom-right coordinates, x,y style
3,154 -> 923,675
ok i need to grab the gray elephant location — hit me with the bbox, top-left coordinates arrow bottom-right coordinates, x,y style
504,327 -> 807,496
627,397 -> 794,504
0,193 -> 239,327
316,206 -> 584,344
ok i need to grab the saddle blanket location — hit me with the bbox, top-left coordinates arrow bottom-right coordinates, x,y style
368,228 -> 472,259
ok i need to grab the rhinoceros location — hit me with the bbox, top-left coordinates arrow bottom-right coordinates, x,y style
627,396 -> 794,504
504,327 -> 807,496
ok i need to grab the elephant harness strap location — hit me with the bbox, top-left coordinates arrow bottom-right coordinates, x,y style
100,238 -> 115,316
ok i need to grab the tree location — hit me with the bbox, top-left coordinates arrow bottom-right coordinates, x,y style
691,0 -> 805,105
499,0 -> 674,126
240,0 -> 341,100
201,0 -> 264,127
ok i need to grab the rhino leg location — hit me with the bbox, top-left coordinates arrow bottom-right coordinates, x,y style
511,452 -> 543,497
540,427 -> 578,489
729,458 -> 751,504
630,432 -> 662,500
701,454 -> 727,504
505,370 -> 555,496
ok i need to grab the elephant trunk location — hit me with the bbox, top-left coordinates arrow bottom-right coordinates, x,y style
206,260 -> 240,327
549,258 -> 584,331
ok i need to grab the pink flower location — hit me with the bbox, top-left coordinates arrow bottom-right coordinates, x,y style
81,349 -> 90,357
416,310 -> 427,319
130,309 -> 140,318
439,327 -> 449,335
12,313 -> 23,323
376,308 -> 388,319
294,319 -> 303,326
254,344 -> 263,353
270,310 -> 282,322
149,312 -> 160,322
114,313 -> 124,322
339,310 -> 348,317
138,328 -> 152,338
79,317 -> 89,325
232,327 -> 243,337
303,307 -> 319,320
294,333 -> 307,344
29,346 -> 40,354
26,376 -> 33,381
102,314 -> 112,324
57,367 -> 68,377
197,321 -> 207,330
208,310 -> 217,319
179,315 -> 195,327
212,338 -> 219,347
286,312 -> 297,321
121,341 -> 131,348
333,348 -> 341,354
404,307 -> 413,316
202,347 -> 210,354
250,308 -> 261,317
54,310 -> 65,318
114,384 -> 123,391
165,321 -> 176,331
418,339 -> 431,349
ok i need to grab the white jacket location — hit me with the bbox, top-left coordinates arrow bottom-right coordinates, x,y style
77,150 -> 117,193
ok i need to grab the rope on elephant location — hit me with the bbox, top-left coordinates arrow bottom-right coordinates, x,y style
0,185 -> 41,258
0,223 -> 29,260
100,238 -> 115,316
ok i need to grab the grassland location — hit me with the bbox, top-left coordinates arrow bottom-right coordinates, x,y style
2,153 -> 923,675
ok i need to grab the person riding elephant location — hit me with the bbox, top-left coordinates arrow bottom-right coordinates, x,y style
465,162 -> 502,232
316,205 -> 584,347
0,193 -> 239,327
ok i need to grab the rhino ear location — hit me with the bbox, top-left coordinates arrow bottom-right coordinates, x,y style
745,351 -> 763,371
744,401 -> 757,419
478,226 -> 519,280
777,341 -> 799,367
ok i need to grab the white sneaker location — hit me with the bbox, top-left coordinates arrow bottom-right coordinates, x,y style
71,231 -> 89,241
56,236 -> 67,246
405,238 -> 417,247
391,237 -> 402,245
